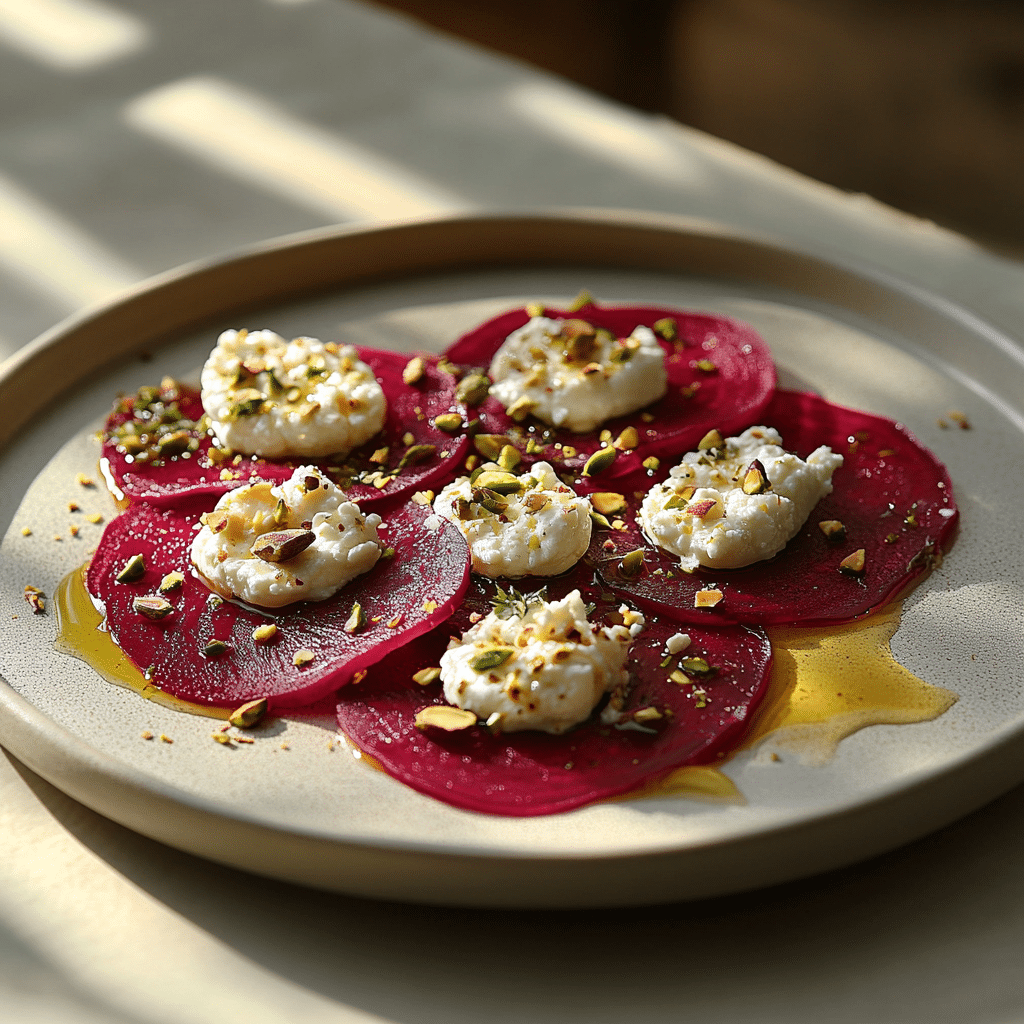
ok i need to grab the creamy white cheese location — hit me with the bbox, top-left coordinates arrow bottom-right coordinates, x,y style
639,426 -> 843,571
201,329 -> 386,459
190,466 -> 381,608
440,589 -> 641,734
488,316 -> 667,433
432,461 -> 591,577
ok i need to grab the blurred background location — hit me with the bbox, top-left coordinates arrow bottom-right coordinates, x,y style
375,0 -> 1024,252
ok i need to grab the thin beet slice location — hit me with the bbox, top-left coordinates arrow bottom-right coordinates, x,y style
588,389 -> 959,626
85,499 -> 470,709
443,303 -> 776,477
101,349 -> 468,509
336,573 -> 773,817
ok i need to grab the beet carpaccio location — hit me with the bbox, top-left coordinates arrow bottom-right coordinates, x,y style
82,302 -> 957,816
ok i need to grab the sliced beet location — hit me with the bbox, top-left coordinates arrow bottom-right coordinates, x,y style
335,573 -> 773,817
85,498 -> 470,709
443,302 -> 776,477
101,349 -> 469,509
587,389 -> 959,626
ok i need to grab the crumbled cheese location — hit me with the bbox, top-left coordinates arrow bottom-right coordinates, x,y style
201,329 -> 385,458
190,466 -> 381,608
639,426 -> 843,571
488,316 -> 667,432
440,589 -> 641,734
432,462 -> 591,577
667,632 -> 691,654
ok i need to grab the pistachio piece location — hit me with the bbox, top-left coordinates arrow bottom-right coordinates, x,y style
252,623 -> 278,643
402,356 -> 426,385
456,373 -> 490,407
292,649 -> 316,667
566,289 -> 595,312
473,488 -> 509,515
633,707 -> 663,723
642,456 -> 661,472
133,595 -> 173,620
369,446 -> 389,465
344,602 -> 366,634
473,434 -> 513,460
525,301 -> 545,318
742,459 -> 770,495
202,639 -> 230,657
618,549 -> 644,578
683,498 -> 722,521
200,510 -> 229,534
589,510 -> 612,529
522,491 -> 549,513
497,445 -> 521,472
471,647 -> 515,672
613,426 -> 639,451
412,666 -> 442,686
589,492 -> 627,516
398,444 -> 437,470
839,548 -> 866,577
433,412 -> 463,433
698,428 -> 724,451
583,446 -> 617,477
156,430 -> 193,457
228,388 -> 266,418
679,656 -> 714,677
116,553 -> 146,583
473,470 -> 523,495
664,487 -> 696,510
250,529 -> 316,563
414,706 -> 478,732
818,519 -> 846,542
272,497 -> 289,526
694,588 -> 724,609
506,395 -> 535,422
229,697 -> 268,728
158,571 -> 184,594
652,317 -> 677,341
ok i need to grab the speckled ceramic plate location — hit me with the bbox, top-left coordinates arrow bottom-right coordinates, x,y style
1,212 -> 1022,908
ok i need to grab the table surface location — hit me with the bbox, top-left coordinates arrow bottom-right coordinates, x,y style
2,1 -> 1024,1021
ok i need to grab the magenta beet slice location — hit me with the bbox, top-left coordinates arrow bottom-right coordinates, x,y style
335,573 -> 772,817
85,499 -> 470,709
588,389 -> 959,627
442,303 -> 776,477
101,349 -> 469,509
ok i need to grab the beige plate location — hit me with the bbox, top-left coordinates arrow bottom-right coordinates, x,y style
1,212 -> 1022,908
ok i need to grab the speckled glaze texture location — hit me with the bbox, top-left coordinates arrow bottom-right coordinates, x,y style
0,216 -> 1022,907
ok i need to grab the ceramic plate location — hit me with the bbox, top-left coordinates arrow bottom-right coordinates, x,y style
1,212 -> 1022,908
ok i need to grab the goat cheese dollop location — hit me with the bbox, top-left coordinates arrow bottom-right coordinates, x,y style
488,316 -> 667,432
432,461 -> 591,577
639,426 -> 843,572
440,589 -> 643,734
190,466 -> 381,608
201,329 -> 386,459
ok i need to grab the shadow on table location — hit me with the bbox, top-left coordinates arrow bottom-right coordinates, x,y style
11,749 -> 1024,1024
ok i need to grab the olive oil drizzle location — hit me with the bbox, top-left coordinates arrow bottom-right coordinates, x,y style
54,565 -> 229,720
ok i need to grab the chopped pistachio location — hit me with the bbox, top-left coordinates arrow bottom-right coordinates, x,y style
525,438 -> 546,455
839,548 -> 866,577
642,456 -> 660,472
474,470 -> 523,495
414,706 -> 477,732
525,301 -> 545,317
497,445 -> 521,472
20,526 -> 31,536
202,639 -> 230,657
583,446 -> 617,477
412,666 -> 442,686
471,647 -> 515,671
698,428 -> 724,451
433,412 -> 463,433
566,288 -> 595,312
411,489 -> 435,506
456,373 -> 490,407
506,395 -> 535,422
252,622 -> 278,643
116,553 -> 146,583
229,697 -> 268,728
613,426 -> 639,451
679,656 -> 714,677
652,317 -> 677,341
742,459 -> 770,495
618,549 -> 644,578
473,434 -> 512,460
695,359 -> 717,372
344,602 -> 366,634
158,571 -> 184,594
634,707 -> 663,723
589,492 -> 627,516
212,732 -> 232,745
818,519 -> 846,542
684,498 -> 722,521
402,356 -> 426,385
292,648 -> 316,667
589,510 -> 612,529
250,529 -> 316,563
398,444 -> 437,470
694,588 -> 724,609
133,595 -> 174,620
